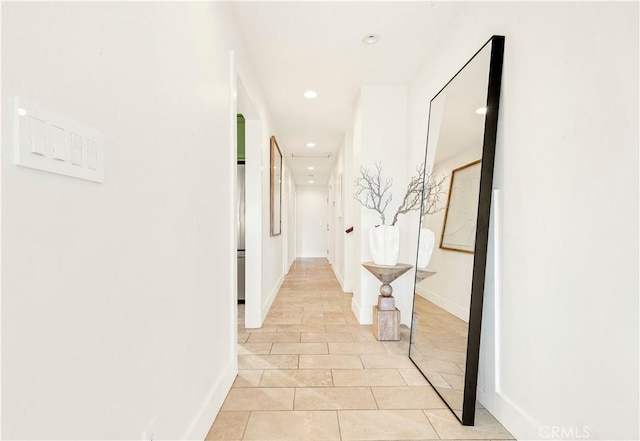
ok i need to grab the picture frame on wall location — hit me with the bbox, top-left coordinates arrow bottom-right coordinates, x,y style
270,136 -> 283,236
440,160 -> 482,253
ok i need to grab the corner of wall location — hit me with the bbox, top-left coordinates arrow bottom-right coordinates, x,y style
477,389 -> 540,441
331,263 -> 345,290
184,357 -> 238,440
414,284 -> 468,322
287,257 -> 295,274
351,296 -> 362,324
262,273 -> 284,322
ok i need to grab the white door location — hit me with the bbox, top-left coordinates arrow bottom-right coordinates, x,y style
296,187 -> 328,258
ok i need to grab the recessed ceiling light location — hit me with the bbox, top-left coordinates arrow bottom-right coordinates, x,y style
307,166 -> 315,170
304,90 -> 318,99
309,180 -> 314,184
475,107 -> 487,115
17,108 -> 27,116
362,34 -> 379,45
306,142 -> 316,148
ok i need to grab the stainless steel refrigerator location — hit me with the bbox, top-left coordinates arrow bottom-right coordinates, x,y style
237,163 -> 246,303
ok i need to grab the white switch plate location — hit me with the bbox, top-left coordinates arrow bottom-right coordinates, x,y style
14,97 -> 104,182
70,133 -> 83,166
29,116 -> 46,155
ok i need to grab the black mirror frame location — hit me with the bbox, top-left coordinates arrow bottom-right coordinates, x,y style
409,35 -> 505,426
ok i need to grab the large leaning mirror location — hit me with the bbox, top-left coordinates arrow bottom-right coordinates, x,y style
409,36 -> 504,426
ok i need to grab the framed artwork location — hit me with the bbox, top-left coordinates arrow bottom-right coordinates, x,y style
270,136 -> 282,236
440,160 -> 482,253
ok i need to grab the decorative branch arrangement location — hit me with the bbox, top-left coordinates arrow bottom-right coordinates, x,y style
354,163 -> 393,225
354,162 -> 447,226
421,168 -> 448,217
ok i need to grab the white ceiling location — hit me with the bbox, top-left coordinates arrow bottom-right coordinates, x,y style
231,1 -> 464,186
434,42 -> 492,166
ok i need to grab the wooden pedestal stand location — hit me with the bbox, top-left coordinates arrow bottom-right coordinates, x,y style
362,262 -> 413,341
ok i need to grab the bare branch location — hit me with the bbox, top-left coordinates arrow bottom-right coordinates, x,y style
353,162 -> 393,225
390,164 -> 448,225
390,173 -> 421,226
355,162 -> 447,227
422,172 -> 448,215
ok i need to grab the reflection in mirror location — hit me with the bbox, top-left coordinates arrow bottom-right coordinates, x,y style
409,36 -> 504,426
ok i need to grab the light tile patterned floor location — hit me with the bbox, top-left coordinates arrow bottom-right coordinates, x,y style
206,258 -> 514,441
410,296 -> 469,414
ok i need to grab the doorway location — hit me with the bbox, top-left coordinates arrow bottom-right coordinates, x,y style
235,74 -> 262,329
295,186 -> 328,258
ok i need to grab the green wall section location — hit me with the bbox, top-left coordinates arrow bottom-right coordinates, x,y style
237,114 -> 245,161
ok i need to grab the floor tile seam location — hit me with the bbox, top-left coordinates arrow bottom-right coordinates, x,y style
363,403 -> 452,411
292,404 -> 380,411
421,409 -> 445,440
367,385 -> 380,410
358,355 -> 366,369
400,370 -> 412,387
289,384 -> 407,389
256,369 -> 266,388
334,407 -> 344,441
239,410 -> 251,441
334,409 -> 442,441
292,386 -> 297,411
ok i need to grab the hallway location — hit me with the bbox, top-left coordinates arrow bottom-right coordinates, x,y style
206,259 -> 513,440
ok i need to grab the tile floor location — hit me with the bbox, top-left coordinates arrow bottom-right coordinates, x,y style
206,258 -> 514,441
410,295 -> 469,415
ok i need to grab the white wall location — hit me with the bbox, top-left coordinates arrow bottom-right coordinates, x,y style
234,45 -> 292,327
240,105 -> 292,327
350,86 -> 418,326
296,186 -> 328,258
1,2 -> 280,439
327,128 -> 358,295
243,118 -> 263,329
328,139 -> 346,287
342,129 -> 356,294
260,136 -> 290,319
350,99 -> 364,314
408,2 -> 639,439
286,166 -> 297,271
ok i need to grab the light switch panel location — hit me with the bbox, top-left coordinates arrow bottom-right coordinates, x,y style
14,97 -> 104,183
28,116 -> 46,155
86,140 -> 98,170
51,124 -> 67,161
70,133 -> 83,166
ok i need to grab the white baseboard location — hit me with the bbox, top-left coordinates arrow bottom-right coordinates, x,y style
415,285 -> 468,322
262,274 -> 284,322
184,357 -> 237,440
478,388 -> 539,440
351,296 -> 362,323
331,263 -> 345,291
287,258 -> 295,274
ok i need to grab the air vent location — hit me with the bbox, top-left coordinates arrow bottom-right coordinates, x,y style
291,152 -> 331,159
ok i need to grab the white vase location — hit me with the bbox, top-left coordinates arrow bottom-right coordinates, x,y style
417,228 -> 435,269
369,225 -> 400,266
